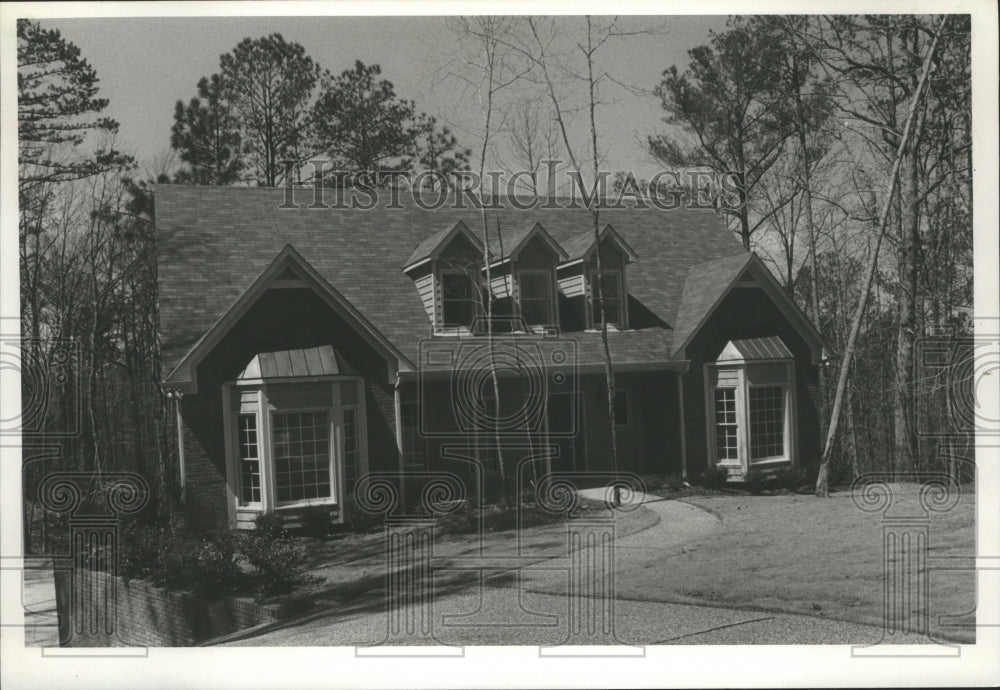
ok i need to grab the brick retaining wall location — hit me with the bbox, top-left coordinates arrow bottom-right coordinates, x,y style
53,568 -> 281,647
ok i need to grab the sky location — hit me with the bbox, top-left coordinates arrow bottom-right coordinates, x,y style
46,15 -> 729,181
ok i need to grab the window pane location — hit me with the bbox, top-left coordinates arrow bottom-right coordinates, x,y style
441,273 -> 479,328
521,298 -> 552,326
442,273 -> 475,298
274,411 -> 331,503
749,386 -> 785,459
443,299 -> 475,328
714,388 -> 739,461
520,273 -> 549,299
589,273 -> 622,327
238,413 -> 261,504
600,274 -> 620,298
614,391 -> 629,426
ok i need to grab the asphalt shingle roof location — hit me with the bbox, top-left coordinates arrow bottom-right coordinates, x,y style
671,253 -> 753,357
155,185 -> 747,375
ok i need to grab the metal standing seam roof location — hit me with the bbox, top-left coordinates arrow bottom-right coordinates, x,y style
237,345 -> 359,379
724,336 -> 793,361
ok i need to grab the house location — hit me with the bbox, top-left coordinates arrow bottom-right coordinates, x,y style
156,185 -> 827,530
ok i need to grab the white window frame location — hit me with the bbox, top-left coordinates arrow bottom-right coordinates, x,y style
587,270 -> 624,330
222,377 -> 367,525
236,410 -> 264,508
269,406 -> 336,508
703,360 -> 796,478
516,269 -> 556,330
746,382 -> 790,463
712,386 -> 741,464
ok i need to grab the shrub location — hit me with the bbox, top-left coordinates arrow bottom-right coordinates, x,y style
188,532 -> 241,599
151,530 -> 242,600
118,521 -> 244,600
481,505 -> 517,532
341,497 -> 386,534
744,469 -> 771,495
119,522 -> 167,582
241,530 -> 305,598
252,512 -> 287,540
698,465 -> 730,490
297,505 -> 336,538
774,466 -> 812,492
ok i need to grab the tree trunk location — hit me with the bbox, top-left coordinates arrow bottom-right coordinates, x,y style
893,144 -> 920,476
815,15 -> 944,496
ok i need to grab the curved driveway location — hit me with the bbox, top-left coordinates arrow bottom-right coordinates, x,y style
218,490 -> 937,647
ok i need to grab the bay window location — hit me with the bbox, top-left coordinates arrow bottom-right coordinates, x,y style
223,362 -> 368,526
705,337 -> 797,478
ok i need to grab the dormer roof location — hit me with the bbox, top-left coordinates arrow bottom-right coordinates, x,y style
559,224 -> 639,266
402,220 -> 483,273
486,222 -> 569,267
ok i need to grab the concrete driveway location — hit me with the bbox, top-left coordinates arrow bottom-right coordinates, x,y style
216,491 -> 934,647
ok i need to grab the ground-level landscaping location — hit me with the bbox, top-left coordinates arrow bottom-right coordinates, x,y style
606,483 -> 977,644
55,476 -> 975,646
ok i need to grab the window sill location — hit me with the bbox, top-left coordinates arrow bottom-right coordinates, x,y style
274,498 -> 338,511
749,457 -> 792,466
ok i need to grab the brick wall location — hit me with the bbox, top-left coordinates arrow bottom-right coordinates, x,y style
53,568 -> 281,647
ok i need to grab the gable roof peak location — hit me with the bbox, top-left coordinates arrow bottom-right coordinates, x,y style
403,220 -> 483,273
487,221 -> 568,266
560,223 -> 639,265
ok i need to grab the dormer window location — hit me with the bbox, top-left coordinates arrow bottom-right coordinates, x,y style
589,271 -> 623,328
517,270 -> 555,328
558,224 -> 637,332
402,221 -> 486,335
441,270 -> 481,331
483,222 -> 566,333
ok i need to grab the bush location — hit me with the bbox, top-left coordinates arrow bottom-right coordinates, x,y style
744,469 -> 771,495
119,521 -> 242,600
252,512 -> 287,540
241,530 -> 305,597
629,474 -> 686,495
697,465 -> 730,490
341,497 -> 386,534
119,522 -> 168,582
297,505 -> 336,538
774,466 -> 812,492
188,532 -> 241,598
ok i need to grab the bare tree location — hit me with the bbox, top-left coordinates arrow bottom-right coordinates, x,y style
449,16 -> 531,507
506,98 -> 561,196
814,15 -> 946,496
523,16 -> 649,503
